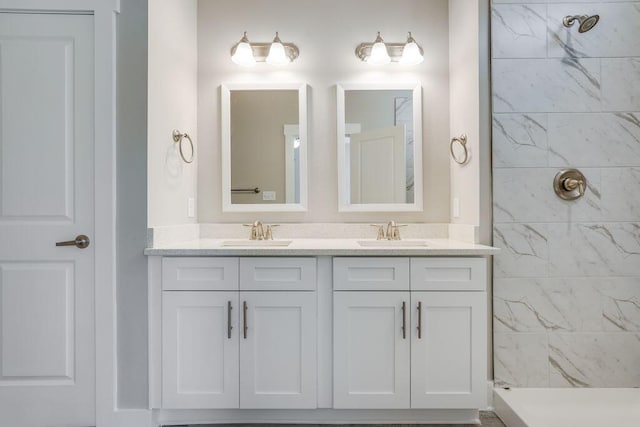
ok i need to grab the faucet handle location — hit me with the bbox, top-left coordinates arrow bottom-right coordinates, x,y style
264,224 -> 280,240
392,224 -> 408,240
243,223 -> 258,240
370,224 -> 385,240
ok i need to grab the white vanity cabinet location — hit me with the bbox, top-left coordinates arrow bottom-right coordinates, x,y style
160,257 -> 317,410
333,257 -> 487,410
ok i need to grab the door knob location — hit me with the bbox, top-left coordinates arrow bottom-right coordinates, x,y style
56,235 -> 90,249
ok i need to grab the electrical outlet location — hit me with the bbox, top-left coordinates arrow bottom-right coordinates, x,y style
262,191 -> 276,201
188,197 -> 195,218
453,197 -> 460,218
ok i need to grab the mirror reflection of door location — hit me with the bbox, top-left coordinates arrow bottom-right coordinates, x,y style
350,126 -> 406,203
344,90 -> 414,204
230,90 -> 299,204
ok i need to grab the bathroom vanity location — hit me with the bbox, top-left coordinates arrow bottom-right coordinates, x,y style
146,234 -> 497,425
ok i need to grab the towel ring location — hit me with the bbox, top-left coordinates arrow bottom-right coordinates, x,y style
450,134 -> 468,165
172,129 -> 194,164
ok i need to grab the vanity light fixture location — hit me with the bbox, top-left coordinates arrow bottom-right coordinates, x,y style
356,31 -> 424,65
230,31 -> 299,66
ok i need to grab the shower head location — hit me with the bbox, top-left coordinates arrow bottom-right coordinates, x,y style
563,14 -> 600,33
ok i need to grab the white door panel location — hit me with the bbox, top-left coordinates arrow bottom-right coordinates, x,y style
411,292 -> 487,408
162,292 -> 240,409
240,291 -> 317,409
0,13 -> 95,427
333,291 -> 410,409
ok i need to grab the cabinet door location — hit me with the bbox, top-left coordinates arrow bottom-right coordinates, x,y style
240,291 -> 317,408
333,292 -> 411,409
411,292 -> 486,408
162,292 -> 239,409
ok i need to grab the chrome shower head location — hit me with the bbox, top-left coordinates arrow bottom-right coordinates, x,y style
563,14 -> 600,33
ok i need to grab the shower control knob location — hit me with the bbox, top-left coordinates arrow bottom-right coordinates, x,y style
554,169 -> 587,201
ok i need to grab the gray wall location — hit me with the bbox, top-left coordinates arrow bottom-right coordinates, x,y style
492,2 -> 640,387
117,0 -> 148,408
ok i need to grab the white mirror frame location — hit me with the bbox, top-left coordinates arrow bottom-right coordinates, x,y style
337,82 -> 423,212
221,82 -> 308,212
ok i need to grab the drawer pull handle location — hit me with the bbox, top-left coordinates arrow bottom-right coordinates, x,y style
417,301 -> 422,339
243,301 -> 248,339
227,301 -> 233,339
401,301 -> 407,339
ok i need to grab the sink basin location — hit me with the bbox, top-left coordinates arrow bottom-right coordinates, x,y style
220,240 -> 292,247
357,240 -> 429,247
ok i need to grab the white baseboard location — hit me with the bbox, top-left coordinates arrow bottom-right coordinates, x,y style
153,408 -> 481,426
111,409 -> 153,427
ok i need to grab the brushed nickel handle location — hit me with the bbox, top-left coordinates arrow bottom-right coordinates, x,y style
402,301 -> 407,339
227,301 -> 233,339
56,235 -> 90,249
243,301 -> 248,339
417,301 -> 422,339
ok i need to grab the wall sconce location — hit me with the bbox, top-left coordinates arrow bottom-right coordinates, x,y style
356,32 -> 424,65
230,31 -> 299,67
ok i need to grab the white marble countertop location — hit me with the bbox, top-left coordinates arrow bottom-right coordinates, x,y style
144,238 -> 499,256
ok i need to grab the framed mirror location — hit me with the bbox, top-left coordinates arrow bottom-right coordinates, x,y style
337,82 -> 423,212
221,82 -> 308,212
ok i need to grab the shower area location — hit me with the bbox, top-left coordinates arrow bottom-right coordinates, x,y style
491,1 -> 640,426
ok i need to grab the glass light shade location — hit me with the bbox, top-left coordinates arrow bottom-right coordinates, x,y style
367,32 -> 390,65
266,32 -> 290,65
231,41 -> 256,67
400,41 -> 424,65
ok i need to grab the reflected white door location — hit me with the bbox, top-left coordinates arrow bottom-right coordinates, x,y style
0,13 -> 95,426
350,126 -> 406,204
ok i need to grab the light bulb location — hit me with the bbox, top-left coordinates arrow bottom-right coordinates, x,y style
266,32 -> 290,65
231,32 -> 256,67
367,32 -> 390,65
400,32 -> 424,65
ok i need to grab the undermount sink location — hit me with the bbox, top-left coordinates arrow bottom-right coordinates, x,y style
357,240 -> 429,247
220,240 -> 292,247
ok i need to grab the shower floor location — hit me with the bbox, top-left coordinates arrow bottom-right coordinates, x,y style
494,388 -> 640,427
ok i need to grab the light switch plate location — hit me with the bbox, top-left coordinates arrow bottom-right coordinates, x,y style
262,191 -> 276,201
453,197 -> 460,218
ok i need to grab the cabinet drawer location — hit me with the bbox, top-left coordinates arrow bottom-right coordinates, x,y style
162,257 -> 239,291
240,258 -> 316,291
410,258 -> 486,291
333,257 -> 409,291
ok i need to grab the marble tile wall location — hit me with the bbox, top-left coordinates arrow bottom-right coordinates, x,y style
491,1 -> 640,387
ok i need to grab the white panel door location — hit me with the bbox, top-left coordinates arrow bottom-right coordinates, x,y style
240,291 -> 317,409
350,126 -> 406,203
163,292 -> 239,409
0,13 -> 95,427
333,291 -> 410,409
411,292 -> 487,408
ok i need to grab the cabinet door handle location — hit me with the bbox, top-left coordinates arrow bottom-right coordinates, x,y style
417,301 -> 422,339
227,301 -> 233,339
243,301 -> 248,339
401,301 -> 407,339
